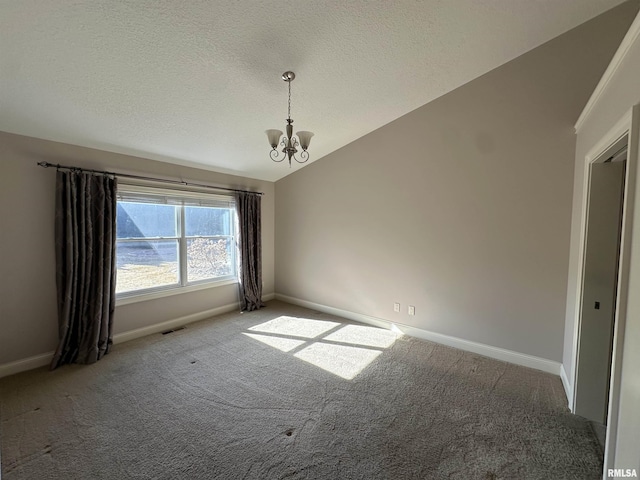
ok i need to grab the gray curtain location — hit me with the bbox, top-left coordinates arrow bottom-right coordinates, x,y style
235,192 -> 264,312
51,170 -> 117,369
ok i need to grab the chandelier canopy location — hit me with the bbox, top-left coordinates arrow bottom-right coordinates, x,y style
266,71 -> 314,167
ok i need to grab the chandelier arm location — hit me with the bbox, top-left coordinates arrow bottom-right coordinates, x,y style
270,149 -> 286,162
294,151 -> 310,164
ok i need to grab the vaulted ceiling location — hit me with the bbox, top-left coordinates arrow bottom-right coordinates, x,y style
0,0 -> 627,181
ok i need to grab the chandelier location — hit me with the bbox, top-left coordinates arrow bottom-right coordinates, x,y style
266,71 -> 314,167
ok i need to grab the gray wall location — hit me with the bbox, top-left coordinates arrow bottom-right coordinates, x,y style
274,3 -> 636,363
0,132 -> 275,365
563,9 -> 640,471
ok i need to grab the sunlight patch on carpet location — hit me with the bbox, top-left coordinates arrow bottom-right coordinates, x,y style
294,342 -> 384,380
324,324 -> 397,348
245,316 -> 400,380
242,333 -> 306,352
248,316 -> 340,338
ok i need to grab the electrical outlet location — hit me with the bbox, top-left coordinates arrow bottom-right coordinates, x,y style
408,305 -> 415,316
394,302 -> 400,313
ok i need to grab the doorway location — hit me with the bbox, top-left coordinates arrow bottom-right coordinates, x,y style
574,137 -> 627,449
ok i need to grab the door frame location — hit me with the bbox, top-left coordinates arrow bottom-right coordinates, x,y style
570,106 -> 639,473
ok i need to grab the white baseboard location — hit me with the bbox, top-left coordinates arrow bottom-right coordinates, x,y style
1,292 -> 560,379
275,294 -> 562,376
0,293 -> 288,378
0,352 -> 54,379
111,301 -> 240,344
560,364 -> 573,409
117,292 -> 273,345
0,303 -> 239,379
0,293 -> 275,379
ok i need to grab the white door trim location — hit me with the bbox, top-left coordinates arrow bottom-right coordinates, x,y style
570,106 -> 639,476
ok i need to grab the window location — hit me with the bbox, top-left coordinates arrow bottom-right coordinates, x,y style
116,185 -> 236,298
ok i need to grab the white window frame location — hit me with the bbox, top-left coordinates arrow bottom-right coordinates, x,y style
115,184 -> 238,304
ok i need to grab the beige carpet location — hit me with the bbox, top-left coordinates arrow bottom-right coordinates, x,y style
1,300 -> 602,479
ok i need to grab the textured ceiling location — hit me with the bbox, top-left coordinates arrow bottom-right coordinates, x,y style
0,0 -> 627,181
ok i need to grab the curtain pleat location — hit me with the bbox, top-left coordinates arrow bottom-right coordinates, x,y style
235,192 -> 264,312
51,171 -> 117,369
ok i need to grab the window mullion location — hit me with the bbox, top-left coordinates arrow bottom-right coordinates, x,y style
179,204 -> 188,286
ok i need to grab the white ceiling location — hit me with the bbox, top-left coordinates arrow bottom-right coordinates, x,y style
0,0 -> 627,182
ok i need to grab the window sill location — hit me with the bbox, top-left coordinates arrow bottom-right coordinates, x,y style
116,278 -> 238,306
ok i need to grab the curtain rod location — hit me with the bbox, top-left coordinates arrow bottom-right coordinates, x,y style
37,162 -> 264,196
